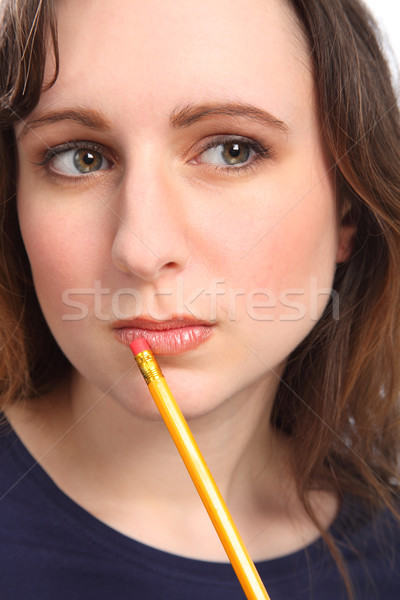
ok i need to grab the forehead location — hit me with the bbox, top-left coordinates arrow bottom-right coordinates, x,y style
39,0 -> 312,131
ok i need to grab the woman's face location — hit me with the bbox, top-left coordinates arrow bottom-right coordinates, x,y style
15,0 -> 345,419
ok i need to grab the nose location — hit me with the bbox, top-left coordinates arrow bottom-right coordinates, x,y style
111,166 -> 190,282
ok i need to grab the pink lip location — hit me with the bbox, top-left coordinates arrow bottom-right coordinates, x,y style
113,317 -> 214,355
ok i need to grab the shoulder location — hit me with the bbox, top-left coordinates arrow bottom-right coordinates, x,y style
335,495 -> 400,597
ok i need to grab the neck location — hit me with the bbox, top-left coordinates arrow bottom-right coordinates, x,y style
6,369 -> 337,562
64,368 -> 285,504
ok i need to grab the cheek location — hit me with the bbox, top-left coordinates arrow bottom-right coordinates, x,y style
213,172 -> 338,328
17,191 -> 106,324
17,200 -> 113,381
20,218 -> 84,288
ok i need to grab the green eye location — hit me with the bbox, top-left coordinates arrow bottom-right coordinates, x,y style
221,142 -> 251,165
73,149 -> 104,173
45,144 -> 112,177
198,138 -> 257,169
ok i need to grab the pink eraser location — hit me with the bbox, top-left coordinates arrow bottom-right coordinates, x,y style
130,338 -> 151,355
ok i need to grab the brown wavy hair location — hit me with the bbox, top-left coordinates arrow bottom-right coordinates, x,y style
0,0 -> 399,597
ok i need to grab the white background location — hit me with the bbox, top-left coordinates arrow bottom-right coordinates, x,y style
363,0 -> 399,77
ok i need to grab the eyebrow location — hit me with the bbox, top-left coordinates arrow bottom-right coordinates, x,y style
170,102 -> 289,133
18,101 -> 289,141
18,108 -> 111,140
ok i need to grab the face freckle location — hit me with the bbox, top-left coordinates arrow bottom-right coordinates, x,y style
15,0 -> 343,419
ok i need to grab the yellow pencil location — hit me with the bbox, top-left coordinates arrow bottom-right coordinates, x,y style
130,338 -> 271,600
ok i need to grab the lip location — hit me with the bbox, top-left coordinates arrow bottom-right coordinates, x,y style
113,317 -> 214,355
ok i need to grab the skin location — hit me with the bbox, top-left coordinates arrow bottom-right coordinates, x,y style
9,0 -> 351,560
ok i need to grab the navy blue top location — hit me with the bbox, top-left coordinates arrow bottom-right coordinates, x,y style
0,423 -> 399,599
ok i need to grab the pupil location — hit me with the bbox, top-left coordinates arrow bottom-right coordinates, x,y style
83,152 -> 95,165
229,144 -> 241,158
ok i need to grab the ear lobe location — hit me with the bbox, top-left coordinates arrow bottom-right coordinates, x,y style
336,220 -> 356,263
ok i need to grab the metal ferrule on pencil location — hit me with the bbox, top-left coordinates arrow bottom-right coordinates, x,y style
134,349 -> 164,384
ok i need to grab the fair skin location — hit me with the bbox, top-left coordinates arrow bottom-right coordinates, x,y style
8,0 -> 350,560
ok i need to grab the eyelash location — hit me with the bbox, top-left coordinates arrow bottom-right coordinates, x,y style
36,135 -> 272,181
36,141 -> 112,170
193,134 -> 272,175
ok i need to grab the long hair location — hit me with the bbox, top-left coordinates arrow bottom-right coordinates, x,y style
275,0 -> 400,507
0,0 -> 399,597
0,0 -> 67,408
272,0 -> 400,594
